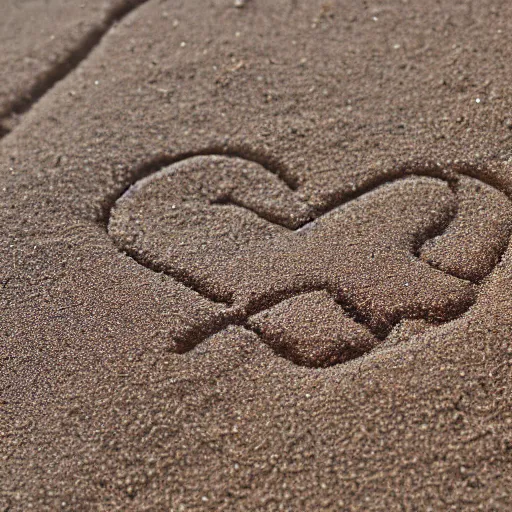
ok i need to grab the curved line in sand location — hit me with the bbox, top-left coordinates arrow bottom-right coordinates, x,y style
105,151 -> 512,365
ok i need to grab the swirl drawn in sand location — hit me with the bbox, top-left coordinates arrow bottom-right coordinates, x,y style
107,154 -> 512,367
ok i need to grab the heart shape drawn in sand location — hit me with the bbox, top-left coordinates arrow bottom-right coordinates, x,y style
108,154 -> 512,367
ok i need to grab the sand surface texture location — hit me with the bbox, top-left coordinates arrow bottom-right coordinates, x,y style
1,0 -> 512,510
0,0 -> 146,136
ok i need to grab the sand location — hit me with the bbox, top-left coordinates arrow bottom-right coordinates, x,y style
1,0 -> 512,510
0,0 -> 146,135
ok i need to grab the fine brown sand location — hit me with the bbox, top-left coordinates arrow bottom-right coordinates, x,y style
1,0 -> 512,510
0,0 -> 146,135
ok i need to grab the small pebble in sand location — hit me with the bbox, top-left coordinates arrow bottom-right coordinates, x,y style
234,0 -> 247,7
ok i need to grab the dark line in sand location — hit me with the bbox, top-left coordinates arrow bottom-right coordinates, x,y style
0,0 -> 150,140
101,149 -> 302,305
98,146 -> 300,225
105,154 -> 512,365
103,154 -> 512,235
0,122 -> 10,139
110,241 -> 234,308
